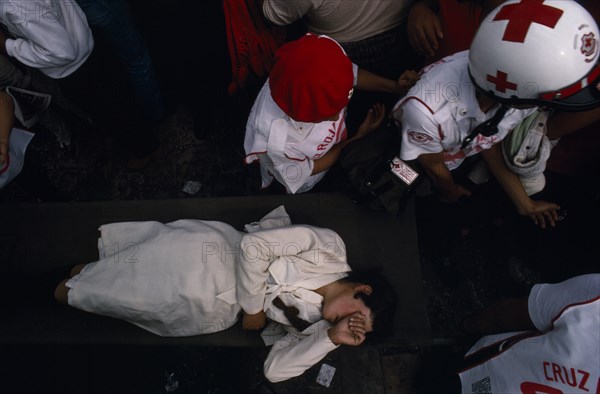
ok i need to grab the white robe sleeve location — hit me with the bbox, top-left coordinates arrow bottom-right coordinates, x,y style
263,319 -> 339,383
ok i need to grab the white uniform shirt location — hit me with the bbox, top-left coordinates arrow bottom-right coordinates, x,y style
1,0 -> 94,78
262,0 -> 412,43
392,51 -> 536,171
244,64 -> 358,194
459,274 -> 600,394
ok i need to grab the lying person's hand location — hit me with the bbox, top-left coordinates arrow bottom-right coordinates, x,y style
327,312 -> 369,346
242,310 -> 266,330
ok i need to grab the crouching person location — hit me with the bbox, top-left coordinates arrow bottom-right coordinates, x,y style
244,33 -> 418,194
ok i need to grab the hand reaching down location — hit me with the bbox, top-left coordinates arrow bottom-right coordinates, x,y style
354,103 -> 386,139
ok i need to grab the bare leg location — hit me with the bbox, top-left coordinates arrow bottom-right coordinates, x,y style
69,264 -> 87,277
54,279 -> 70,304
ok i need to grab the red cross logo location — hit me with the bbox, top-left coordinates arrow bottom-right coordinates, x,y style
493,0 -> 563,43
581,33 -> 597,58
487,71 -> 518,93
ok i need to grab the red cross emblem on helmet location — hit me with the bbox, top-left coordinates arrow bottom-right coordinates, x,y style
581,32 -> 597,59
493,0 -> 563,43
487,70 -> 518,93
469,0 -> 600,110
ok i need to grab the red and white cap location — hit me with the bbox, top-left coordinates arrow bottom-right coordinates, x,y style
469,0 -> 600,111
269,34 -> 354,122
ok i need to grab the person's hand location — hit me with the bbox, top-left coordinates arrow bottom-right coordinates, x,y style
354,103 -> 385,139
395,70 -> 420,95
327,312 -> 369,346
407,0 -> 444,58
438,183 -> 472,203
242,310 -> 266,330
517,199 -> 560,229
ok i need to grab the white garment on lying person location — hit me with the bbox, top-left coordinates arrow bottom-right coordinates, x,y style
236,224 -> 352,382
66,205 -> 292,337
67,205 -> 353,382
67,219 -> 244,337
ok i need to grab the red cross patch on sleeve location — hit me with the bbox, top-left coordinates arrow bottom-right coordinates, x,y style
408,131 -> 433,145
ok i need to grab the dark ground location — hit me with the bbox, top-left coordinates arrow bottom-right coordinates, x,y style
1,2 -> 599,393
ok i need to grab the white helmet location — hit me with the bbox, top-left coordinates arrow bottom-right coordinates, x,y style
469,0 -> 600,111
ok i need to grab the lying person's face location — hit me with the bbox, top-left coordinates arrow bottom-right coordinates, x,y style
321,286 -> 374,332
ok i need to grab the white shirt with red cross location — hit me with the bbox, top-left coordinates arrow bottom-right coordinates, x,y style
459,274 -> 600,394
244,65 -> 358,194
392,51 -> 536,171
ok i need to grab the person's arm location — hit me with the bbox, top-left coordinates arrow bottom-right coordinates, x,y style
263,320 -> 337,382
264,312 -> 370,382
463,274 -> 600,335
417,152 -> 472,202
0,91 -> 14,165
311,103 -> 385,175
356,69 -> 420,96
394,98 -> 472,202
407,0 -> 443,58
481,143 -> 559,229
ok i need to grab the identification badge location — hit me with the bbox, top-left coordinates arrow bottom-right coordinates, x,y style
316,363 -> 336,387
390,157 -> 419,185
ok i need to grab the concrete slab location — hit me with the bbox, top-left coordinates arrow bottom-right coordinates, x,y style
0,193 -> 430,347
